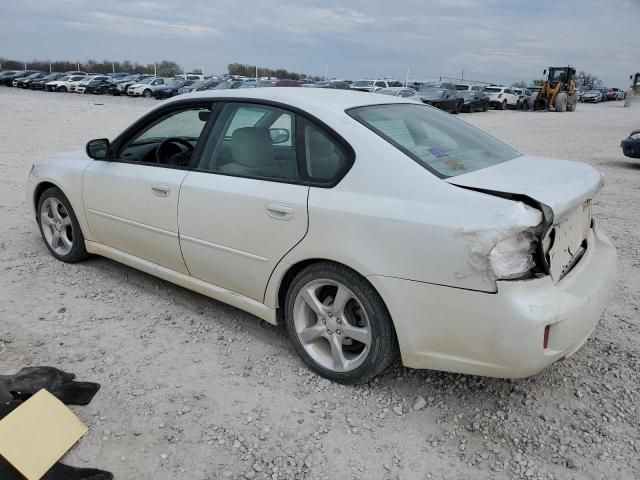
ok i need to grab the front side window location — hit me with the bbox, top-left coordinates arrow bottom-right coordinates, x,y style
198,103 -> 298,181
375,81 -> 386,88
348,103 -> 521,178
118,106 -> 212,165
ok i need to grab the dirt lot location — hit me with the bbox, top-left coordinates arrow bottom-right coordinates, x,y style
1,88 -> 638,480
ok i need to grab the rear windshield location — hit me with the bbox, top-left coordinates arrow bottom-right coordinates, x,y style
348,104 -> 521,178
484,87 -> 502,92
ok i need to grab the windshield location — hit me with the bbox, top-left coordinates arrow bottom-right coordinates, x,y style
484,87 -> 502,92
213,81 -> 236,89
352,80 -> 374,87
459,91 -> 474,98
454,85 -> 469,90
586,90 -> 601,94
138,77 -> 155,84
377,89 -> 398,96
348,104 -> 521,178
419,89 -> 444,97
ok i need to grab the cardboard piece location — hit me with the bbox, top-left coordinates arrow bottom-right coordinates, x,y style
0,389 -> 87,480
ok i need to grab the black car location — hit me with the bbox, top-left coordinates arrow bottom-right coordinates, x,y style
0,70 -> 39,86
621,130 -> 640,158
82,78 -> 115,94
152,79 -> 195,99
417,85 -> 464,113
30,73 -> 65,90
15,72 -> 48,88
459,90 -> 489,112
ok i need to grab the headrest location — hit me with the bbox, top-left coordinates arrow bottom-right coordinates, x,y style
230,127 -> 274,168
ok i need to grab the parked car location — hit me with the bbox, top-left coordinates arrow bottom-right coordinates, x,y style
459,90 -> 490,112
45,75 -> 86,92
211,80 -> 245,90
76,77 -> 114,94
621,130 -> 640,158
178,78 -> 222,94
64,71 -> 87,76
30,73 -> 66,90
454,84 -> 484,91
417,85 -> 463,113
0,70 -> 39,86
305,80 -> 350,89
512,88 -> 533,109
127,77 -> 173,97
375,87 -> 423,102
15,72 -> 48,88
615,90 -> 626,100
597,88 -> 609,102
582,90 -> 603,103
111,75 -> 154,95
106,72 -> 130,79
27,88 -> 616,384
350,79 -> 402,93
484,86 -> 519,110
70,75 -> 111,93
153,79 -> 195,99
255,79 -> 302,87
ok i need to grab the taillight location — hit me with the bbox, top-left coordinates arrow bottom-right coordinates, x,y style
498,93 -> 503,98
543,325 -> 550,349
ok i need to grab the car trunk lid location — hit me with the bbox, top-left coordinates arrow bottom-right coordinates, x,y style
446,155 -> 604,282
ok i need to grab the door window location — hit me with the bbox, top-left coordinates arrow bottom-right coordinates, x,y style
198,103 -> 298,181
118,106 -> 212,165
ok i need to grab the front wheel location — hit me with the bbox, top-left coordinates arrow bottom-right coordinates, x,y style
37,187 -> 89,263
143,89 -> 152,98
285,262 -> 398,384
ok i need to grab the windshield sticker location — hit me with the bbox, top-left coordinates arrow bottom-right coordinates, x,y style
429,147 -> 448,158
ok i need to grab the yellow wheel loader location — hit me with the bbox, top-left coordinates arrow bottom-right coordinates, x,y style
533,66 -> 578,112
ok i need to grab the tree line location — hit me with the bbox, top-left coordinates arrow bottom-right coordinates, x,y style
512,71 -> 604,89
0,58 -> 185,76
227,63 -> 322,81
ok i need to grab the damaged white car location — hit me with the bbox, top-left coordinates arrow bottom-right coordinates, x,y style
26,89 -> 617,384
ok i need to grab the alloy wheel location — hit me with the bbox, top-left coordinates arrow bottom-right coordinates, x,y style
292,279 -> 372,372
40,197 -> 74,256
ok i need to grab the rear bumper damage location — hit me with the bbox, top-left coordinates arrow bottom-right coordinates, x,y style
369,224 -> 617,378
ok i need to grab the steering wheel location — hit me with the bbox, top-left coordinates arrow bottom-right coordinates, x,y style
155,137 -> 195,165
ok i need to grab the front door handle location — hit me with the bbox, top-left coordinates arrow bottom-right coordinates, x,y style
266,203 -> 295,221
151,184 -> 171,197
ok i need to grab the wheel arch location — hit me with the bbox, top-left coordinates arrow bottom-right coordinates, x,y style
33,181 -> 62,216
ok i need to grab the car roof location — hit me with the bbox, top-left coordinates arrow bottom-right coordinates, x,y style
169,87 -> 414,116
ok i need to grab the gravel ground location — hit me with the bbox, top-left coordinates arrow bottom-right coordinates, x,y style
0,88 -> 638,480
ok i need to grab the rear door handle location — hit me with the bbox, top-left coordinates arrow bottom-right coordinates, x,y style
266,203 -> 295,220
151,184 -> 171,197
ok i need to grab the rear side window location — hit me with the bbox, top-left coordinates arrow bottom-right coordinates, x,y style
300,118 -> 348,182
348,103 -> 521,178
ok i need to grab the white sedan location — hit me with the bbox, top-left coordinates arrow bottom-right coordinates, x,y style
127,77 -> 172,97
26,88 -> 617,384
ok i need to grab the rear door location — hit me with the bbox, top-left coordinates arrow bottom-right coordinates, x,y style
178,102 -> 309,301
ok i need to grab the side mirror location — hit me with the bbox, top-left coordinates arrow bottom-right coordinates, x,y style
86,138 -> 110,160
269,128 -> 290,144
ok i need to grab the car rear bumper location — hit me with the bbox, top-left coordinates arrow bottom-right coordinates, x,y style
368,225 -> 617,378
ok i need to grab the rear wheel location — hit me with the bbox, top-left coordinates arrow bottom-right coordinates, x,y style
285,262 -> 397,384
37,187 -> 89,263
482,102 -> 489,112
499,100 -> 507,110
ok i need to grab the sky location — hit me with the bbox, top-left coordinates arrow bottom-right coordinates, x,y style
1,0 -> 638,87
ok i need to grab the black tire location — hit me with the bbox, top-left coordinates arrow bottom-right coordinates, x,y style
500,100 -> 507,110
143,89 -> 152,98
285,262 -> 398,384
468,103 -> 475,113
37,187 -> 89,263
483,102 -> 489,112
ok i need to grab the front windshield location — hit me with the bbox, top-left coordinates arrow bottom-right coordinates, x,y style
586,90 -> 600,94
419,89 -> 444,97
138,77 -> 155,84
377,89 -> 397,96
213,81 -> 235,89
166,80 -> 182,87
352,80 -> 374,87
348,104 -> 521,178
459,91 -> 474,98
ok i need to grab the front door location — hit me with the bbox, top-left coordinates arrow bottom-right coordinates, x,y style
178,102 -> 309,301
83,103 -> 214,274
